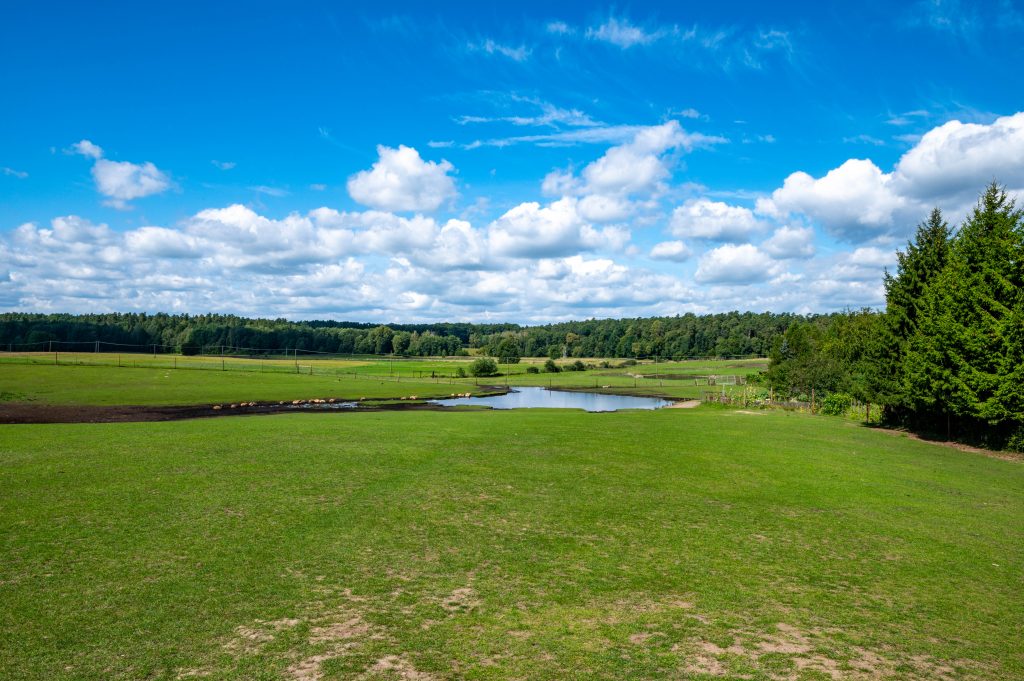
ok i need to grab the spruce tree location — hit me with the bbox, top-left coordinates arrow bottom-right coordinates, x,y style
875,207 -> 950,419
910,184 -> 1023,439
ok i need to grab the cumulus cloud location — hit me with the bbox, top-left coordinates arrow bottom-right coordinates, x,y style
649,240 -> 692,262
91,159 -> 171,209
694,244 -> 779,284
13,113 -> 1024,320
347,145 -> 456,213
762,113 -> 1024,242
70,140 -> 103,159
768,159 -> 907,240
892,112 -> 1024,202
761,225 -> 815,259
669,198 -> 763,242
68,139 -> 171,209
487,198 -> 629,259
581,122 -> 724,197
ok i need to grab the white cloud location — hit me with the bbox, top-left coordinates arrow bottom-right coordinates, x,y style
761,225 -> 815,259
546,21 -> 573,35
766,159 -> 907,241
67,140 -> 171,208
70,139 -> 103,159
541,168 -> 580,197
469,39 -> 531,61
124,226 -> 199,258
581,121 -> 723,197
695,244 -> 779,284
669,198 -> 763,241
92,159 -> 171,209
577,194 -> 633,222
211,160 -> 236,170
2,167 -> 28,179
892,112 -> 1024,202
586,17 -> 666,48
649,240 -> 692,262
763,113 -> 1024,242
249,185 -> 289,197
347,145 -> 456,213
487,198 -> 629,259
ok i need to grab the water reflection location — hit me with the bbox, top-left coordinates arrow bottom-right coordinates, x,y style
431,386 -> 671,412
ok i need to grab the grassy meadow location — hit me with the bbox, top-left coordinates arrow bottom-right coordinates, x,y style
0,352 -> 765,405
0,360 -> 1022,680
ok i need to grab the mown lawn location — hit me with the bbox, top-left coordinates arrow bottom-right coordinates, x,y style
0,354 -> 767,404
1,408 -> 1021,680
0,363 -> 483,406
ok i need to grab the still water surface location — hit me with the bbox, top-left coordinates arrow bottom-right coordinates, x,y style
431,386 -> 672,412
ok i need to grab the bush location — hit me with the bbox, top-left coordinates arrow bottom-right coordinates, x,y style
544,359 -> 560,373
820,392 -> 853,416
620,359 -> 637,367
525,366 -> 540,374
1007,425 -> 1024,453
454,367 -> 467,378
569,360 -> 586,372
469,357 -> 499,377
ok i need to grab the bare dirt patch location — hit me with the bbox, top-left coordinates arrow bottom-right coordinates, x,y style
361,655 -> 437,680
666,400 -> 701,409
681,622 -> 986,680
439,586 -> 479,614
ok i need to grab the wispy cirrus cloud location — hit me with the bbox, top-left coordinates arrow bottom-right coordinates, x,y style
467,38 -> 531,62
545,15 -> 796,71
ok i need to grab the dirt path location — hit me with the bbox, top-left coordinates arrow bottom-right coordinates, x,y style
666,400 -> 701,409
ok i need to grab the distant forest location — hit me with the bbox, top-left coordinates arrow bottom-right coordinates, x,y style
0,310 -> 814,359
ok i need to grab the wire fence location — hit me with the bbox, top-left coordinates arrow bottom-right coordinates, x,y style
0,340 -> 768,388
0,342 -> 476,384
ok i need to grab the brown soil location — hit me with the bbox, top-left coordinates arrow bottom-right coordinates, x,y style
666,400 -> 701,409
0,400 -> 452,424
873,426 -> 1023,463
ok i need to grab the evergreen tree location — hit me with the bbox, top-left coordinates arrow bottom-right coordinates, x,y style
876,207 -> 950,418
907,184 -> 1023,439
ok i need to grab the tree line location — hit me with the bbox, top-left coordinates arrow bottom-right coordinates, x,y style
0,310 -> 811,361
766,183 -> 1024,451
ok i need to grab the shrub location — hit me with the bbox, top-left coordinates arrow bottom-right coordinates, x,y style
544,359 -> 560,373
820,392 -> 853,416
454,367 -> 467,378
469,357 -> 499,377
569,360 -> 586,372
1007,425 -> 1024,453
525,365 -> 540,374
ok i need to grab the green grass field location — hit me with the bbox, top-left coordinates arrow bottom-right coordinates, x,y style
1,362 -> 1021,680
0,353 -> 765,405
0,363 -> 487,406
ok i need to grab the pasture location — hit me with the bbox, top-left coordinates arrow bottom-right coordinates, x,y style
0,352 -> 765,405
0,360 -> 1021,680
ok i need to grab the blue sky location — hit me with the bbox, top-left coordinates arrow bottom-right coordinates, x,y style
2,0 -> 1024,322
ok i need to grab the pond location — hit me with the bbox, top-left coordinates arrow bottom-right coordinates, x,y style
431,386 -> 673,412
